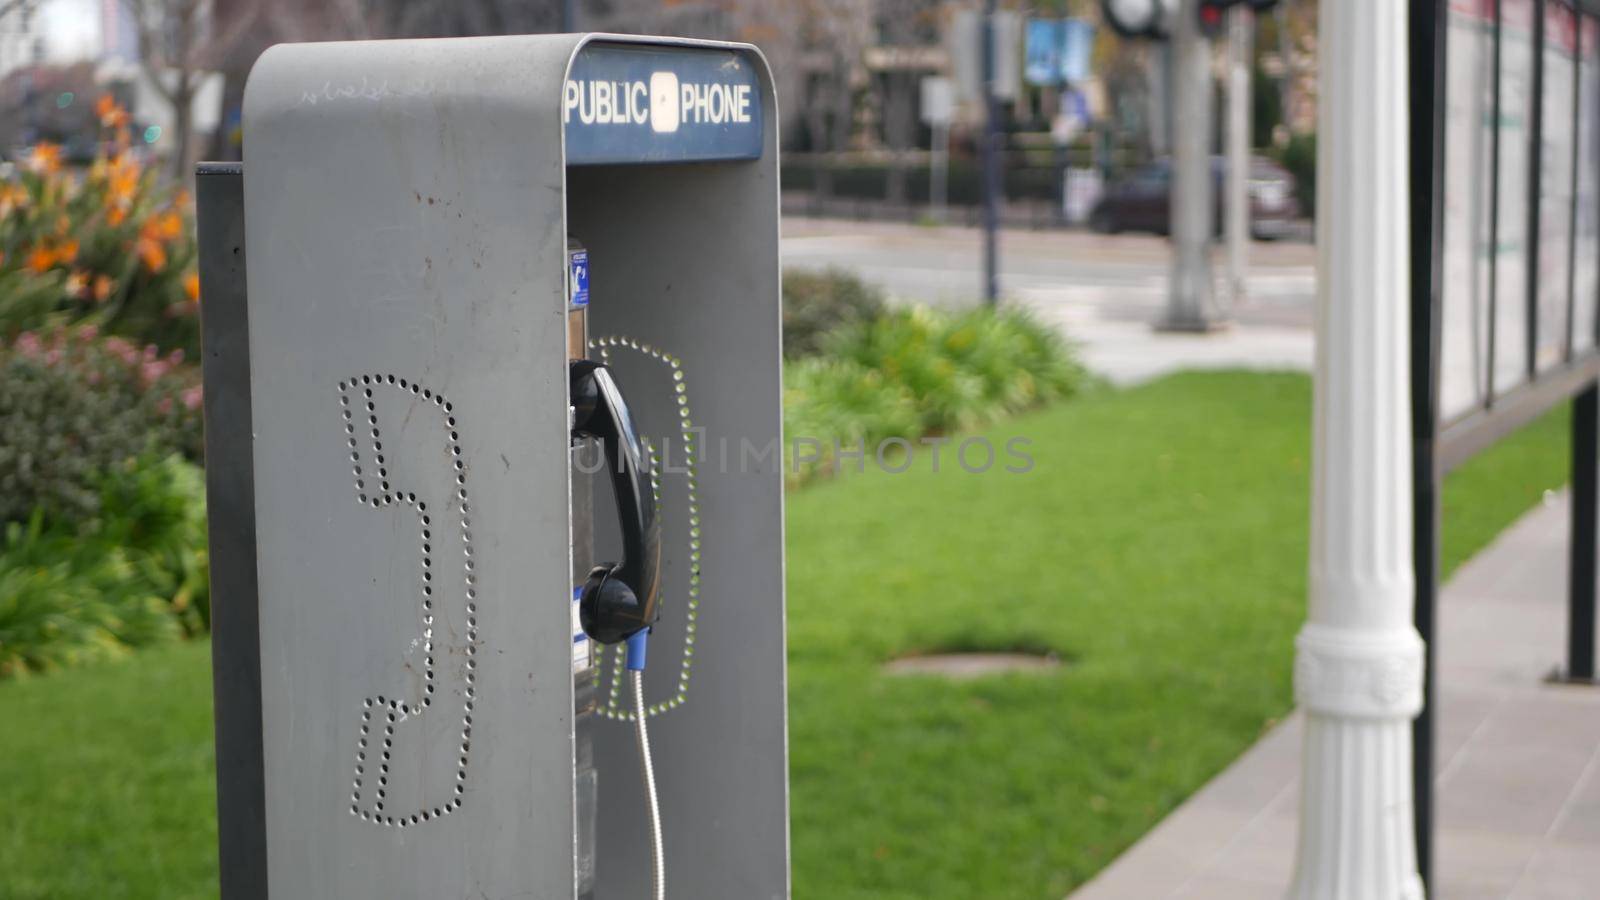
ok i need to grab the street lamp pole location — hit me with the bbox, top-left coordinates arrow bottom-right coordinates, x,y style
1224,5 -> 1253,313
1287,0 -> 1425,896
1161,0 -> 1222,330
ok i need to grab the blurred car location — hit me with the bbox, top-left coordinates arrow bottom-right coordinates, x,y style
1087,155 -> 1300,239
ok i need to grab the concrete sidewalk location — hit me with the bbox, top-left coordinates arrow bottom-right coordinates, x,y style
781,217 -> 1316,385
1070,493 -> 1600,899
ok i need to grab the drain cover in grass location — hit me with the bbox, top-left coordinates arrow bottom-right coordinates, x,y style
884,652 -> 1061,680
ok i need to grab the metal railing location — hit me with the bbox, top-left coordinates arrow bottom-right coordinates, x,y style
1410,0 -> 1600,890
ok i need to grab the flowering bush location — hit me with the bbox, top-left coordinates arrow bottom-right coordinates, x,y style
0,324 -> 201,525
0,95 -> 200,358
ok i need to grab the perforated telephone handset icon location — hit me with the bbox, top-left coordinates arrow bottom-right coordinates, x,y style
570,359 -> 662,644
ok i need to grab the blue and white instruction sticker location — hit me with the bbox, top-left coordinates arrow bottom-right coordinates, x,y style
568,247 -> 589,308
564,44 -> 764,165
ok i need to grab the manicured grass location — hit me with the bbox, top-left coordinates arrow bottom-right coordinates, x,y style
0,372 -> 1571,899
786,373 -> 1568,899
0,639 -> 217,899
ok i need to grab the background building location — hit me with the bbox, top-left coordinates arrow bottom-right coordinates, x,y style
0,1 -> 46,79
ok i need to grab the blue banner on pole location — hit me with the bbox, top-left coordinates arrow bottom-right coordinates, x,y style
1024,18 -> 1096,87
1060,20 -> 1095,84
1024,19 -> 1064,86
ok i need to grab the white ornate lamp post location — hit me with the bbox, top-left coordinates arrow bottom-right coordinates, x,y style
1287,0 -> 1426,898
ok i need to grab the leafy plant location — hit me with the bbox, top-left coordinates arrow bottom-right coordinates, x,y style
1274,131 -> 1316,219
0,528 -> 139,677
94,453 -> 210,634
824,305 -> 1090,434
0,453 -> 206,678
782,267 -> 887,358
0,325 -> 201,525
0,96 -> 200,357
784,357 -> 922,486
0,526 -> 172,679
783,304 -> 1089,486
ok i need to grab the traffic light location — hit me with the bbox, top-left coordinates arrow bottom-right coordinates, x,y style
1101,0 -> 1163,39
1197,0 -> 1237,39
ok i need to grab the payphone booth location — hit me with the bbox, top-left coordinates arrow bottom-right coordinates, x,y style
196,34 -> 787,899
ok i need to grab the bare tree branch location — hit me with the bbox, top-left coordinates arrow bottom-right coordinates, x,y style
0,0 -> 40,23
122,0 -> 209,178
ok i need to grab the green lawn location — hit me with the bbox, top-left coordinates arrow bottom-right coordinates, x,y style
0,372 -> 1571,899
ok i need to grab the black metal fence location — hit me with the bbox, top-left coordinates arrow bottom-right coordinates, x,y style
1411,0 -> 1600,890
778,145 -> 1144,230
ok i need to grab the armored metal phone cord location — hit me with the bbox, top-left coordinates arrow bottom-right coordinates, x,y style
627,630 -> 665,900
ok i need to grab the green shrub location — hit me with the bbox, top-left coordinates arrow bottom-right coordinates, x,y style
0,326 -> 201,525
825,307 -> 987,434
824,305 -> 1090,434
1274,132 -> 1316,219
783,305 -> 1089,485
783,357 -> 921,486
0,453 -> 206,678
782,268 -> 887,358
1252,65 -> 1285,149
0,529 -> 172,678
939,306 -> 1091,412
93,453 -> 210,634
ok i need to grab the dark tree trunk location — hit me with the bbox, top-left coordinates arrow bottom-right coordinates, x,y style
884,73 -> 914,205
170,80 -> 194,182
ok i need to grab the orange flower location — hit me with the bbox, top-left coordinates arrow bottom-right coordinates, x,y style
27,142 -> 62,175
0,183 -> 24,215
183,271 -> 200,302
93,274 -> 114,303
106,155 -> 140,207
25,246 -> 55,273
65,270 -> 88,298
95,94 -> 129,130
136,238 -> 167,273
56,239 -> 78,263
107,206 -> 127,227
153,209 -> 184,241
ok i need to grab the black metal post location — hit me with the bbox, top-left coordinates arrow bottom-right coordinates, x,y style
981,0 -> 1001,306
1055,139 -> 1070,227
1527,0 -> 1546,379
1488,0 -> 1504,405
1566,9 -> 1582,362
1570,382 -> 1599,681
196,162 -> 268,900
1409,0 -> 1448,891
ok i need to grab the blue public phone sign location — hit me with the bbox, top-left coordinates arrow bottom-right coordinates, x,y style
564,44 -> 764,165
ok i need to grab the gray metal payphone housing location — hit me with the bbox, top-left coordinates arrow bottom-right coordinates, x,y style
198,34 -> 787,899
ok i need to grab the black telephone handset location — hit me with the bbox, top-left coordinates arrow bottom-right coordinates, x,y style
570,359 -> 662,645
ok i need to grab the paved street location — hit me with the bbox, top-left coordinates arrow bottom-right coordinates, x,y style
1069,492 -> 1600,899
781,217 -> 1317,384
